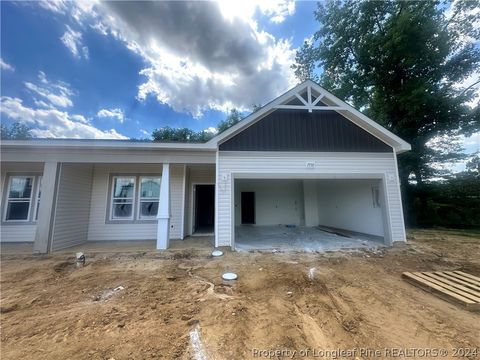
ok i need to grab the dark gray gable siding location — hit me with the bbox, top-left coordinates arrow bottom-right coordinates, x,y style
219,109 -> 392,152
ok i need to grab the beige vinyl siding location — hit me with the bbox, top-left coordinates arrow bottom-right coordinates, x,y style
0,162 -> 44,242
217,151 -> 406,247
185,165 -> 215,236
51,164 -> 93,251
86,164 -> 185,241
1,224 -> 37,243
169,165 -> 184,239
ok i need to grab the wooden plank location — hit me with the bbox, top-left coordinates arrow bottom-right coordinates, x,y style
423,273 -> 480,298
453,271 -> 480,284
445,271 -> 480,286
412,273 -> 480,302
434,272 -> 480,291
402,272 -> 477,308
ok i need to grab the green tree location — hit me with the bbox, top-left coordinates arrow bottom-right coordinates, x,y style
217,109 -> 242,133
465,152 -> 479,176
152,126 -> 195,142
152,126 -> 216,142
0,122 -> 33,140
292,0 -> 480,185
151,105 -> 258,142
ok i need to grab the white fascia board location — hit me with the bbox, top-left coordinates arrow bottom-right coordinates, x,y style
0,139 -> 217,152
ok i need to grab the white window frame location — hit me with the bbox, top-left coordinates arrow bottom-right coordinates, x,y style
4,175 -> 36,222
110,176 -> 136,221
34,175 -> 42,221
138,176 -> 161,220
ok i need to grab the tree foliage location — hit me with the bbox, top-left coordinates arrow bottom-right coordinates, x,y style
152,126 -> 216,142
217,109 -> 242,133
406,165 -> 480,228
0,122 -> 33,140
292,0 -> 480,184
152,108 -> 253,142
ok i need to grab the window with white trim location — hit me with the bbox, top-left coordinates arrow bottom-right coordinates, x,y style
109,175 -> 161,221
139,177 -> 161,219
111,176 -> 136,220
4,176 -> 35,221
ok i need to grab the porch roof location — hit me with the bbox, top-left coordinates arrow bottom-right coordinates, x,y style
0,138 -> 216,151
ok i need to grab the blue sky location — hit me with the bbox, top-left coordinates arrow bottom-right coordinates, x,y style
0,0 -> 478,169
0,1 -> 318,139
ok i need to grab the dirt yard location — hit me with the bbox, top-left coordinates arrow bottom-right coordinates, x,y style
1,229 -> 479,360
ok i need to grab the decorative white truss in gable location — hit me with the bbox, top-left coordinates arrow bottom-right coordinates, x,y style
208,80 -> 411,153
273,84 -> 347,112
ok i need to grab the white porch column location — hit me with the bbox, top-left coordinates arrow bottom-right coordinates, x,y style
156,163 -> 170,250
34,162 -> 60,254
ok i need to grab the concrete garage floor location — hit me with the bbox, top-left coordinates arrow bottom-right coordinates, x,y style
235,225 -> 384,252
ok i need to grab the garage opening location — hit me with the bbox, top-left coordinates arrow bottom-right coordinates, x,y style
234,179 -> 387,251
194,184 -> 215,234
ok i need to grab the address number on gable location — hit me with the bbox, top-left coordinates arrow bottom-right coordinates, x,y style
306,161 -> 315,169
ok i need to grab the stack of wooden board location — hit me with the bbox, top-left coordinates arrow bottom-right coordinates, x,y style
402,271 -> 480,311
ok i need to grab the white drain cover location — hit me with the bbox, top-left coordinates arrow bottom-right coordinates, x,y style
222,272 -> 237,280
212,250 -> 223,257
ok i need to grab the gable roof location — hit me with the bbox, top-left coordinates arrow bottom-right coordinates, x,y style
208,80 -> 411,154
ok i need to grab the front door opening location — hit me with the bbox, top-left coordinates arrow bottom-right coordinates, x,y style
194,184 -> 215,234
241,191 -> 255,224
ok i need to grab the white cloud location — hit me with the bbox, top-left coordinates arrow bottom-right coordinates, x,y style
24,72 -> 74,108
37,0 -> 68,14
0,58 -> 14,71
97,108 -> 125,123
0,96 -> 127,139
462,131 -> 480,154
203,127 -> 218,135
109,2 -> 296,116
139,129 -> 151,137
427,131 -> 480,174
38,1 -> 297,117
455,72 -> 480,108
61,25 -> 89,59
2,69 -> 127,139
218,0 -> 295,24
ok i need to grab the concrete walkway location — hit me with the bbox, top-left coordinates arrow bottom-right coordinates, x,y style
1,237 -> 215,255
1,242 -> 34,255
64,237 -> 214,253
235,225 -> 384,252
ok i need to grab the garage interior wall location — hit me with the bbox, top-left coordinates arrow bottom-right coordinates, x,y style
234,178 -> 384,237
316,179 -> 384,237
234,179 -> 304,226
0,162 -> 44,243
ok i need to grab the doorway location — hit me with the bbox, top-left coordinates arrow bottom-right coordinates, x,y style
194,184 -> 215,234
241,192 -> 255,224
